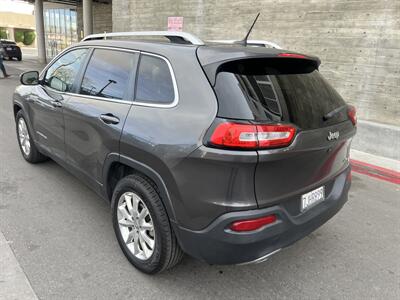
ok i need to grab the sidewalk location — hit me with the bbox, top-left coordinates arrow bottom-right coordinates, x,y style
0,231 -> 38,300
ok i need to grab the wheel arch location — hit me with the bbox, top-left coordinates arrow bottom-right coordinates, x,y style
13,102 -> 23,119
103,153 -> 177,222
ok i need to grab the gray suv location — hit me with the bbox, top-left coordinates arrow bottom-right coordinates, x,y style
13,32 -> 356,274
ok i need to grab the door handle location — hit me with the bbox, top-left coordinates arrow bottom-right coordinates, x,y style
51,100 -> 63,108
100,113 -> 120,125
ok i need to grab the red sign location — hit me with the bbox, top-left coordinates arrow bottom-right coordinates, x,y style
168,17 -> 184,32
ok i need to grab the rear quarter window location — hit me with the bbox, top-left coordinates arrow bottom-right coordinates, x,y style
135,54 -> 175,105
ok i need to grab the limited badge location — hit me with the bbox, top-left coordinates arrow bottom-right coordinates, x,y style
327,131 -> 339,141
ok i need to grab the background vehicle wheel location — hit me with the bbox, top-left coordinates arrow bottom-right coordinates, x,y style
15,110 -> 47,163
112,174 -> 184,274
17,56 -> 22,61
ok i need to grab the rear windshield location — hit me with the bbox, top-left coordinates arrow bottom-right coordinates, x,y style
1,41 -> 16,45
214,60 -> 347,129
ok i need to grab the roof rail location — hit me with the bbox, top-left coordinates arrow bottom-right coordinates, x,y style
207,39 -> 282,49
82,31 -> 205,45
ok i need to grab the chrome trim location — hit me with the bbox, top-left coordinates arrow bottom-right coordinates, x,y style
82,31 -> 205,45
64,92 -> 132,105
36,131 -> 48,140
40,45 -> 179,109
237,248 -> 281,265
135,52 -> 179,108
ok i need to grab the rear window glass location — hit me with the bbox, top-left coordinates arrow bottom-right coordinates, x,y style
214,61 -> 347,129
1,41 -> 16,45
135,54 -> 175,104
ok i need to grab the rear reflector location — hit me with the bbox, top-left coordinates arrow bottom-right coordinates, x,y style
209,123 -> 296,150
278,53 -> 307,59
230,215 -> 277,232
347,170 -> 352,181
347,105 -> 357,126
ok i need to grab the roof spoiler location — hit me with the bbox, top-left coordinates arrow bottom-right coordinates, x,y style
201,54 -> 321,86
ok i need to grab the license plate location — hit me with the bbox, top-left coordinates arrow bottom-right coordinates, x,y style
6,47 -> 12,51
301,186 -> 325,212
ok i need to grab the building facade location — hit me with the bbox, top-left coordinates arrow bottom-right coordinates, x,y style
112,0 -> 399,127
0,11 -> 36,47
43,1 -> 112,58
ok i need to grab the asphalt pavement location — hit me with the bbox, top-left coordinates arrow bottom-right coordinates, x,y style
0,58 -> 399,299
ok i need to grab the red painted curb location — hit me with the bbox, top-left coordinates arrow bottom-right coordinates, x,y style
350,159 -> 400,185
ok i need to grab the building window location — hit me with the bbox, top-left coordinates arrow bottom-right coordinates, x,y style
44,7 -> 79,58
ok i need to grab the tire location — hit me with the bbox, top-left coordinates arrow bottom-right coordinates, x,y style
17,56 -> 22,61
15,110 -> 47,163
112,174 -> 184,274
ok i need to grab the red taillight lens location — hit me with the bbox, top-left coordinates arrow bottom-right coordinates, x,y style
230,215 -> 277,232
209,123 -> 296,150
209,123 -> 258,149
257,125 -> 296,148
278,53 -> 307,59
347,105 -> 357,126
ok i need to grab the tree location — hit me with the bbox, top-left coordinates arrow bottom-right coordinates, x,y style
0,28 -> 7,39
15,30 -> 24,43
23,31 -> 36,46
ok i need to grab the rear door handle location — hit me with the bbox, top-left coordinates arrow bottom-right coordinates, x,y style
51,100 -> 63,108
100,113 -> 120,125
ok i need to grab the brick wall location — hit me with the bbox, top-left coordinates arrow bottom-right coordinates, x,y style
112,0 -> 400,126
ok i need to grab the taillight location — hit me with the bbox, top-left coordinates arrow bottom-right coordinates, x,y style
278,53 -> 307,59
230,215 -> 277,232
209,122 -> 296,150
257,125 -> 296,148
347,105 -> 357,126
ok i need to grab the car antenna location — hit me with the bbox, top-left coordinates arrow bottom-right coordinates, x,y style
236,12 -> 261,46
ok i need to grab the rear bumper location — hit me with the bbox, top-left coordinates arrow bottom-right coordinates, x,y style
173,167 -> 351,265
3,49 -> 21,58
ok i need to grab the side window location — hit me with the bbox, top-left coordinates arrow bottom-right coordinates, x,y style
136,54 -> 175,104
80,49 -> 137,100
44,48 -> 88,92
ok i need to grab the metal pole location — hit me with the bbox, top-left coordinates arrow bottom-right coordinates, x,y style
83,0 -> 93,37
35,0 -> 46,64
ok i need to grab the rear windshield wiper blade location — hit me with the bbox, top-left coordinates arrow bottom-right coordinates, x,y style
323,105 -> 348,121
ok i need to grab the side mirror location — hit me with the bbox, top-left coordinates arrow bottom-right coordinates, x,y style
20,71 -> 39,85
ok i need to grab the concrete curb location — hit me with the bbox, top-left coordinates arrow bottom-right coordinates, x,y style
0,231 -> 38,300
352,120 -> 400,161
351,159 -> 400,185
350,149 -> 400,184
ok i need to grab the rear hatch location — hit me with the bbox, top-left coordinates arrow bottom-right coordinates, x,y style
1,41 -> 18,53
198,46 -> 356,209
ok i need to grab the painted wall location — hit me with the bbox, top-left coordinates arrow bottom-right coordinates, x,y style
112,0 -> 400,127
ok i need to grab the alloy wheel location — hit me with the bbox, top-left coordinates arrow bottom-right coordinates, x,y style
18,118 -> 31,156
117,192 -> 155,260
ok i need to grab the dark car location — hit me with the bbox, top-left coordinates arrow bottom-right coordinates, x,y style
13,31 -> 356,274
0,39 -> 22,61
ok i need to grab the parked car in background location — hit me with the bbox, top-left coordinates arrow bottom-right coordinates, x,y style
0,39 -> 22,61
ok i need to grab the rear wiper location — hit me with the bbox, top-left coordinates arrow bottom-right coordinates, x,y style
323,105 -> 348,121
